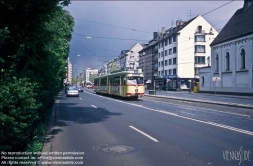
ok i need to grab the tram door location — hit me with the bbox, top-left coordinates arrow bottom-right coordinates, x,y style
121,76 -> 126,96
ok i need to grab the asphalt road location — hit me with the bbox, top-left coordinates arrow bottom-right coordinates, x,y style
41,88 -> 253,166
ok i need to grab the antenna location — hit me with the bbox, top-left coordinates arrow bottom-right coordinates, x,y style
187,10 -> 194,19
171,20 -> 174,28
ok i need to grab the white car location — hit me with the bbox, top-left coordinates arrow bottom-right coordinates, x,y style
66,87 -> 79,97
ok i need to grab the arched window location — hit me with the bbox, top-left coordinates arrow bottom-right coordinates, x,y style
240,49 -> 246,69
225,52 -> 230,71
207,56 -> 210,66
215,54 -> 219,71
202,76 -> 205,87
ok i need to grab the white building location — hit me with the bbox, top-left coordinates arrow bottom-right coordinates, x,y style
199,0 -> 253,95
67,58 -> 72,84
84,68 -> 98,83
118,43 -> 143,70
157,15 -> 218,90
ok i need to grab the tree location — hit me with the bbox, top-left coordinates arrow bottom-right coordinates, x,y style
89,74 -> 98,83
109,63 -> 119,73
0,0 -> 74,152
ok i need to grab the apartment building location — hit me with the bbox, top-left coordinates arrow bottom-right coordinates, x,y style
157,15 -> 218,90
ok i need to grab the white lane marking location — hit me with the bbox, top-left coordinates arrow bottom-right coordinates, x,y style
143,98 -> 251,118
84,91 -> 253,136
91,105 -> 97,108
80,98 -> 82,100
129,126 -> 159,142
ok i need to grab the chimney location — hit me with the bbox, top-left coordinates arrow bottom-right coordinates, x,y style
161,27 -> 166,35
176,20 -> 185,27
153,32 -> 158,39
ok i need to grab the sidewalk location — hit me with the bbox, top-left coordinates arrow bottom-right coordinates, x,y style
145,89 -> 253,99
144,90 -> 253,109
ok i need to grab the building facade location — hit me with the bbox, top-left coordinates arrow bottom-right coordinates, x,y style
199,0 -> 253,95
84,68 -> 98,83
118,43 -> 143,70
139,32 -> 158,89
157,15 -> 218,90
67,58 -> 72,84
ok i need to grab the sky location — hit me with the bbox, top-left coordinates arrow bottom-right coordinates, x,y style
65,0 -> 244,77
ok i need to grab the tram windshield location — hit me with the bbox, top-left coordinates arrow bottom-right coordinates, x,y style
127,76 -> 143,84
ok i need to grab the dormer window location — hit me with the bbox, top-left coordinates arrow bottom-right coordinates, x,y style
198,26 -> 202,33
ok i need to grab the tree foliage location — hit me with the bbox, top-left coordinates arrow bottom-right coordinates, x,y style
109,63 -> 119,73
0,0 -> 74,152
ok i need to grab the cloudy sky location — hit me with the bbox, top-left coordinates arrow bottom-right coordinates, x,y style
65,1 -> 244,77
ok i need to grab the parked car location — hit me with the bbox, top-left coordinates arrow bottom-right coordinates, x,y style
87,84 -> 94,89
78,86 -> 83,92
66,87 -> 79,97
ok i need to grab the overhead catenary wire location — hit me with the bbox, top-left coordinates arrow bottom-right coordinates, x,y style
74,18 -> 153,34
71,0 -> 241,73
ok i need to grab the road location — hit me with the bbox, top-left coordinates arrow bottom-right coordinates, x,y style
41,88 -> 253,166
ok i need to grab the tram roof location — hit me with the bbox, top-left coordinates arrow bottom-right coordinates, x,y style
95,69 -> 143,78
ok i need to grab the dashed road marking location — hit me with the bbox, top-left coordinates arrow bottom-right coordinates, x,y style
83,91 -> 253,136
129,126 -> 159,142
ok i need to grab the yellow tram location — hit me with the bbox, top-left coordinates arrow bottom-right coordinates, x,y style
94,69 -> 145,100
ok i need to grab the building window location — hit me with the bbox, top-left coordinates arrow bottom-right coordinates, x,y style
169,49 -> 172,55
195,67 -> 199,75
207,56 -> 210,66
165,50 -> 167,56
202,76 -> 204,87
165,60 -> 168,66
159,53 -> 160,58
158,62 -> 160,67
165,40 -> 168,46
173,47 -> 177,54
195,56 -> 205,64
173,36 -> 177,42
159,71 -> 160,76
165,70 -> 167,76
240,49 -> 246,69
161,52 -> 164,57
195,45 -> 205,53
169,59 -> 172,65
161,61 -> 163,66
215,54 -> 219,71
169,38 -> 172,44
195,35 -> 205,42
173,68 -> 176,75
225,52 -> 230,71
130,56 -> 134,59
173,58 -> 177,64
169,69 -> 172,75
161,70 -> 164,76
197,25 -> 202,33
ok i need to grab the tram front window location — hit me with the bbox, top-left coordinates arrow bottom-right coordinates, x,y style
127,77 -> 143,84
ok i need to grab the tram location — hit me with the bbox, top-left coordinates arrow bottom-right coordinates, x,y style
94,69 -> 144,100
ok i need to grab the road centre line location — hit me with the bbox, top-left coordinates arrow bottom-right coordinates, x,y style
143,98 -> 250,117
129,126 -> 159,142
84,91 -> 253,136
91,105 -> 97,108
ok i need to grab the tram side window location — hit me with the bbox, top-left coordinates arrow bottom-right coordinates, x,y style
101,78 -> 107,86
94,79 -> 97,86
127,77 -> 144,84
111,76 -> 120,85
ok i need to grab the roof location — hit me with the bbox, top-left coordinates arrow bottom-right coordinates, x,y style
210,2 -> 253,46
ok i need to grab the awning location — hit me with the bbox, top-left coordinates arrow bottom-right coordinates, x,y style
146,80 -> 151,83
